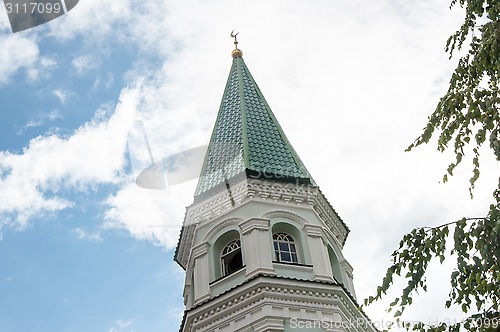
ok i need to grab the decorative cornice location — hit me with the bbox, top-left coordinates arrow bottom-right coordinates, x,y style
252,317 -> 285,332
191,242 -> 210,259
185,276 -> 374,332
247,179 -> 348,245
303,224 -> 323,237
176,177 -> 350,272
239,217 -> 270,235
187,178 -> 249,225
186,178 -> 347,241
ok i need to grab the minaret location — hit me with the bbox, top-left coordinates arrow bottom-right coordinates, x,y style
174,36 -> 375,332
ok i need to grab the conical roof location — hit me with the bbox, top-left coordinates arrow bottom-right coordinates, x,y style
194,52 -> 315,199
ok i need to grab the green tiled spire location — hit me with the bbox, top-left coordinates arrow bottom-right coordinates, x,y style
194,52 -> 315,198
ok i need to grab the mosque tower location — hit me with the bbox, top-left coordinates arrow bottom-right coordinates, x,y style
174,36 -> 375,332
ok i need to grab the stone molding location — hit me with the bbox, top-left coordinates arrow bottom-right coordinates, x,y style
177,177 -> 349,270
239,217 -> 271,235
191,242 -> 210,259
303,224 -> 324,237
252,317 -> 285,332
183,276 -> 375,332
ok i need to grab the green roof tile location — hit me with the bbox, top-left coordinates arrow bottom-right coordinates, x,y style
194,55 -> 315,198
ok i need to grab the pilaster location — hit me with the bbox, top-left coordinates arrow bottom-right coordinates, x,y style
239,217 -> 275,278
192,242 -> 211,304
304,224 -> 334,282
340,260 -> 357,300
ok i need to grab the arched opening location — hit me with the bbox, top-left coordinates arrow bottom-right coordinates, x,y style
273,233 -> 298,264
271,222 -> 305,264
212,230 -> 244,279
221,239 -> 243,276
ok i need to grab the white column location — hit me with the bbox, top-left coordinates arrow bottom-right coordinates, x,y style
239,217 -> 275,279
304,224 -> 334,282
192,242 -> 211,304
340,260 -> 357,300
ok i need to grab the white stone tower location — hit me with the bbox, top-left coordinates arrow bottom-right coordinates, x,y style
174,44 -> 376,332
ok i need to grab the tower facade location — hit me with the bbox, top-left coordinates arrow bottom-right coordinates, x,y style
174,47 -> 375,332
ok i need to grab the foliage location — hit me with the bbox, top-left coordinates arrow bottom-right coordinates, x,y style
364,0 -> 499,330
406,0 -> 499,193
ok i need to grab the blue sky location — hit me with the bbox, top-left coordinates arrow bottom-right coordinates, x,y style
0,1 -> 498,331
0,3 -> 185,330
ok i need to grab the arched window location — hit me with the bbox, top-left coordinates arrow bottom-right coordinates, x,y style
273,233 -> 298,264
221,239 -> 243,276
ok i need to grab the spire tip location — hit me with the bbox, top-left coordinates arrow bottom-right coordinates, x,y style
230,31 -> 243,58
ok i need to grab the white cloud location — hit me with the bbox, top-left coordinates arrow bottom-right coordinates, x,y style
0,86 -> 139,232
0,13 -> 60,83
47,109 -> 63,121
0,69 -> 202,248
92,73 -> 115,90
71,55 -> 98,75
0,34 -> 39,84
103,182 -> 183,249
53,89 -> 73,104
49,0 -> 133,41
22,119 -> 44,131
26,56 -> 58,82
72,227 -> 103,242
18,110 -> 63,135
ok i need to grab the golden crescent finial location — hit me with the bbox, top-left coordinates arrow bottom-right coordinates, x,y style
230,30 -> 243,58
230,30 -> 239,49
